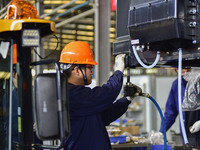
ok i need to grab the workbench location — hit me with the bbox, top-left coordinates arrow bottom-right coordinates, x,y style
111,143 -> 151,150
112,143 -> 173,150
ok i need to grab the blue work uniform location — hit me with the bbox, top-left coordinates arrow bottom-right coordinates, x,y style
64,70 -> 131,150
160,77 -> 200,147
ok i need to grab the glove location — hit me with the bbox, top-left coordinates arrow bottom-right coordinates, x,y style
114,54 -> 125,72
124,83 -> 142,98
126,96 -> 135,101
190,120 -> 200,133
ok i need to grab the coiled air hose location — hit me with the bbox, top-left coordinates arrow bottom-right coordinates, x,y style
132,45 -> 160,69
124,82 -> 167,150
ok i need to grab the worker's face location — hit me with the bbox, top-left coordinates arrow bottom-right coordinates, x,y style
175,68 -> 191,76
85,65 -> 94,85
13,71 -> 18,88
71,65 -> 94,85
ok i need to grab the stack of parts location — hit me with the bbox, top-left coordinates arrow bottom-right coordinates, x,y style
107,126 -> 142,144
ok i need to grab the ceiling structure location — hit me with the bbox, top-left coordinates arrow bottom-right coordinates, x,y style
0,0 -> 175,78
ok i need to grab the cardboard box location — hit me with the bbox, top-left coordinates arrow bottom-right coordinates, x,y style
118,126 -> 140,135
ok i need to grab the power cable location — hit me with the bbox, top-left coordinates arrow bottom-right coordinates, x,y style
33,34 -> 59,59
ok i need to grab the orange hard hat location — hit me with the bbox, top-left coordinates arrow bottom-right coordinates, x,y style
6,0 -> 39,20
59,41 -> 98,65
13,44 -> 17,64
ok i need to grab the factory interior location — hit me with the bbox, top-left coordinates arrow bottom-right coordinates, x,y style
1,0 -> 200,150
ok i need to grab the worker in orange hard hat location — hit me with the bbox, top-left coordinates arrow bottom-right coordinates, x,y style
60,41 -> 135,150
60,41 -> 97,85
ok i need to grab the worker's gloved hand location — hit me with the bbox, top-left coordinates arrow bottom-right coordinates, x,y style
124,83 -> 142,98
126,96 -> 135,101
190,120 -> 200,133
114,54 -> 125,72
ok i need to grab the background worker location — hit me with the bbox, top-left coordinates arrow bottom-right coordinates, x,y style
2,67 -> 42,150
59,41 -> 134,150
160,68 -> 200,149
2,68 -> 18,149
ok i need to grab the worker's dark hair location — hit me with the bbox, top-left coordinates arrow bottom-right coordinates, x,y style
63,64 -> 86,78
63,65 -> 74,78
174,69 -> 178,74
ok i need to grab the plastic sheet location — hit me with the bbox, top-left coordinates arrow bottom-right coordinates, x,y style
138,130 -> 164,145
182,69 -> 200,111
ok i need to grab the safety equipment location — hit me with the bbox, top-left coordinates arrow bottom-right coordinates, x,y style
190,120 -> 200,133
59,41 -> 98,65
114,54 -> 125,72
13,44 -> 17,64
6,0 -> 39,20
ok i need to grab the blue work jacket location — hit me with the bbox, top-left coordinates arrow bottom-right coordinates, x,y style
160,77 -> 200,143
64,70 -> 131,150
3,87 -> 18,142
